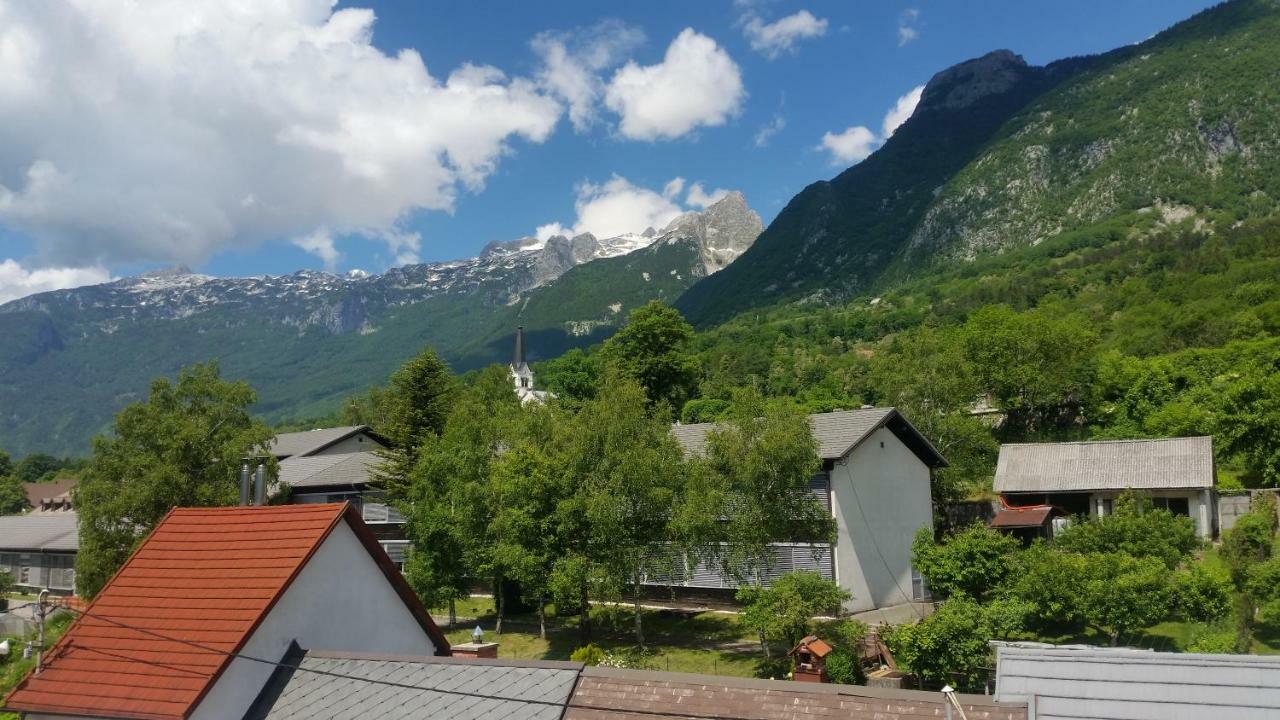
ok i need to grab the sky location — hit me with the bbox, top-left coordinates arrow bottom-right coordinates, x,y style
0,0 -> 1220,303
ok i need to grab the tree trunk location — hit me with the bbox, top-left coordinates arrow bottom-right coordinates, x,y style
760,629 -> 771,659
448,598 -> 457,628
633,573 -> 645,647
495,577 -> 505,635
538,597 -> 547,641
579,582 -> 592,644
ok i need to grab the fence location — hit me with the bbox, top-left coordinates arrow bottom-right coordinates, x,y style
1219,489 -> 1280,533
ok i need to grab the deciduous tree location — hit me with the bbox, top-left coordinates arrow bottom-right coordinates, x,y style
600,301 -> 697,409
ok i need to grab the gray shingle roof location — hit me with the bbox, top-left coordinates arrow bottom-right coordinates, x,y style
995,643 -> 1280,719
672,408 -> 946,466
270,426 -> 376,459
0,512 -> 79,551
251,652 -> 581,720
279,451 -> 382,490
994,436 -> 1214,493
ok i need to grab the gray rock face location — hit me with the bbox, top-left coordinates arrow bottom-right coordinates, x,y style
917,50 -> 1032,112
655,191 -> 763,275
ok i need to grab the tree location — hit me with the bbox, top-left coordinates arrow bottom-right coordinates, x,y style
0,474 -> 27,515
535,348 -> 601,407
1173,562 -> 1233,623
1013,545 -> 1089,630
885,596 -> 999,692
1079,553 -> 1173,645
911,523 -> 1021,600
0,449 -> 11,477
1052,492 -> 1199,568
736,572 -> 851,656
600,301 -> 697,409
1217,368 -> 1280,485
563,376 -> 688,646
74,363 -> 275,598
372,347 -> 455,491
1247,556 -> 1280,632
14,453 -> 64,483
1220,508 -> 1276,588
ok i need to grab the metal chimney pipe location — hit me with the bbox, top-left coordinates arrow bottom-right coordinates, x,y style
240,461 -> 251,505
254,462 -> 266,506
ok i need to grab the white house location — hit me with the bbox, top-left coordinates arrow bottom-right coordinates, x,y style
3,503 -> 449,720
993,436 -> 1217,539
670,408 -> 947,613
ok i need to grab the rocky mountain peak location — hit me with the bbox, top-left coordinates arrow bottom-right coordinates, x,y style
917,49 -> 1035,112
658,190 -> 762,275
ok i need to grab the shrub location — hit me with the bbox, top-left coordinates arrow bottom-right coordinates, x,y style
599,646 -> 658,670
753,656 -> 793,680
1052,492 -> 1198,568
570,643 -> 605,666
824,648 -> 861,685
1221,512 -> 1275,588
1186,625 -> 1238,654
1173,563 -> 1234,622
883,597 -> 993,692
911,523 -> 1021,600
737,572 -> 851,653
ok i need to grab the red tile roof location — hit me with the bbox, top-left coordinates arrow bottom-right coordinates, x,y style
990,506 -> 1054,528
3,503 -> 447,720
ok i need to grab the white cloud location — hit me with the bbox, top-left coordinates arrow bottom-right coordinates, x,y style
605,29 -> 745,141
742,10 -> 828,59
0,2 -> 562,271
532,20 -> 645,132
292,229 -> 341,271
0,259 -> 110,304
818,85 -> 924,166
881,85 -> 924,137
685,183 -> 729,209
898,8 -> 920,46
754,114 -> 786,147
538,174 -> 733,239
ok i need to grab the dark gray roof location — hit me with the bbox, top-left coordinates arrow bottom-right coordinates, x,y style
671,408 -> 946,467
995,643 -> 1280,719
269,426 -> 380,459
0,512 -> 78,551
279,452 -> 382,490
994,436 -> 1214,493
249,651 -> 581,720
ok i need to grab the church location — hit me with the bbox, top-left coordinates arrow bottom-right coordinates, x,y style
509,325 -> 554,404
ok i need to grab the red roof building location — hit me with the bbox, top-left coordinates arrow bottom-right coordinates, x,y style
4,503 -> 448,720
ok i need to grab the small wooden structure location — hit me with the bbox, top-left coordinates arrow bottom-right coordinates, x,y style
789,635 -> 833,683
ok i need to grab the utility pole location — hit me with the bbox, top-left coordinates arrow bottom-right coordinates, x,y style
35,589 -> 49,675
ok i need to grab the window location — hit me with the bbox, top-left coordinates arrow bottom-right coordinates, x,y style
380,541 -> 409,572
1100,498 -> 1114,516
1153,497 -> 1191,517
45,555 -> 75,590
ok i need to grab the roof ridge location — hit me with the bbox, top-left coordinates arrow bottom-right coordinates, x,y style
1001,436 -> 1211,447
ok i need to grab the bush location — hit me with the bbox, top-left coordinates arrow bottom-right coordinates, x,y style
1052,492 -> 1198,568
1186,625 -> 1238,654
824,648 -> 861,685
1221,512 -> 1275,588
753,656 -> 793,680
1173,563 -> 1234,622
911,523 -> 1021,600
570,643 -> 605,666
884,597 -> 994,692
737,572 -> 851,652
599,646 -> 658,670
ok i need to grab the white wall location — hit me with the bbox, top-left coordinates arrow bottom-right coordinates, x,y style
189,521 -> 438,720
313,432 -> 384,456
831,426 -> 933,612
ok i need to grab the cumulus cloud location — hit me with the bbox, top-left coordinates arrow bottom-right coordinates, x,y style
817,85 -> 924,165
292,229 -> 341,271
0,259 -> 110,305
818,126 -> 878,165
0,2 -> 562,271
898,8 -> 920,46
742,10 -> 829,59
539,175 -> 733,239
532,20 -> 645,132
881,85 -> 924,137
605,29 -> 745,141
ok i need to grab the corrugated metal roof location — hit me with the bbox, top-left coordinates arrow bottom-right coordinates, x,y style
2,503 -> 449,720
990,507 -> 1053,529
994,436 -> 1214,493
995,643 -> 1280,719
279,452 -> 381,489
250,652 -> 581,720
269,426 -> 374,459
0,512 -> 79,551
672,408 -> 945,466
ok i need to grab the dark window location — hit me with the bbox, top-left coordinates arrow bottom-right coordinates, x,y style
1101,498 -> 1114,516
1153,497 -> 1191,517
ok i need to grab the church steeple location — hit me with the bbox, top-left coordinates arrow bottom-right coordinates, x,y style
512,325 -> 526,369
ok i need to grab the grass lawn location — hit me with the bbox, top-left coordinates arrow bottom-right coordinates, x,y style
432,597 -> 765,678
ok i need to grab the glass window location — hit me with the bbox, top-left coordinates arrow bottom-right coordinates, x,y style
911,567 -> 930,601
1101,498 -> 1114,516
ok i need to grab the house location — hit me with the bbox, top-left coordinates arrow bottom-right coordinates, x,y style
23,478 -> 77,513
994,643 -> 1280,719
281,451 -> 408,569
510,325 -> 554,404
268,424 -> 387,461
670,407 -> 947,613
0,512 -> 78,594
3,503 -> 449,720
992,436 -> 1217,539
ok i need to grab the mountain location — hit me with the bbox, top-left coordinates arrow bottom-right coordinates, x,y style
0,193 -> 761,456
679,0 -> 1280,325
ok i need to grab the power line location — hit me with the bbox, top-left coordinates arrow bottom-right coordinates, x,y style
36,602 -> 900,720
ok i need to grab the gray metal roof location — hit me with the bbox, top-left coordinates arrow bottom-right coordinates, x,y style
994,436 -> 1214,493
0,512 -> 79,552
279,452 -> 382,490
270,426 -> 376,459
672,407 -> 947,466
250,652 -> 581,720
995,643 -> 1280,719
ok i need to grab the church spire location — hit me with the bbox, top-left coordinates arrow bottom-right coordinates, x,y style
512,325 -> 525,368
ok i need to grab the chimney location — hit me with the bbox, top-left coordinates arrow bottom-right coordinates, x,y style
512,326 -> 525,368
450,625 -> 498,659
254,462 -> 266,506
240,462 -> 251,505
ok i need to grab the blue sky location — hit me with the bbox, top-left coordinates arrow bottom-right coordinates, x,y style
0,0 -> 1217,301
